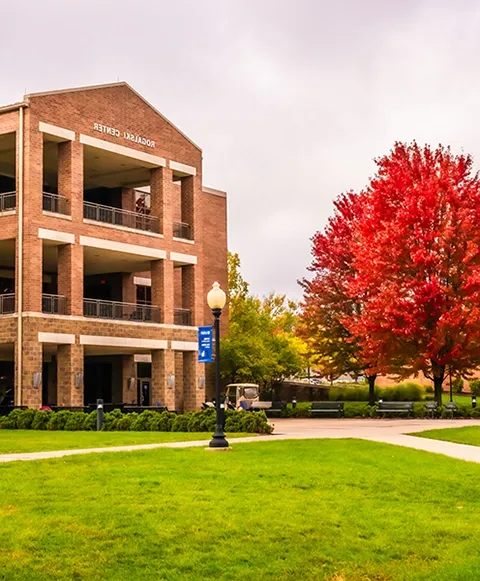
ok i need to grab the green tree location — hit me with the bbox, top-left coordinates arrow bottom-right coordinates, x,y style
221,253 -> 306,388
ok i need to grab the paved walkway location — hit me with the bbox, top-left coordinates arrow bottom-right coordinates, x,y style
1,418 -> 480,464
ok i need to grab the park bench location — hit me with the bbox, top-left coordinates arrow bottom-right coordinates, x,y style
444,401 -> 458,419
376,401 -> 413,417
264,401 -> 287,418
424,401 -> 438,419
311,401 -> 345,418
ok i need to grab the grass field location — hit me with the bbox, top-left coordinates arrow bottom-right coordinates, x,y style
0,431 -> 254,455
1,439 -> 480,580
414,425 -> 480,447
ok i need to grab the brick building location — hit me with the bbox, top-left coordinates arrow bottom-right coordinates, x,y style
0,82 -> 228,411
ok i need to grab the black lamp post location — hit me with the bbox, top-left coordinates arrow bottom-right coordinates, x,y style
207,282 -> 229,449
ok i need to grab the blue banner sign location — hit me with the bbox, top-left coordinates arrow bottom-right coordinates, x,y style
198,326 -> 213,363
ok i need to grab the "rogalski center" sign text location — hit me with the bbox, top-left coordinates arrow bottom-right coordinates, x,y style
93,122 -> 156,149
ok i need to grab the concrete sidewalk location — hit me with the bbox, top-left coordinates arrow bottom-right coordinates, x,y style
0,418 -> 479,464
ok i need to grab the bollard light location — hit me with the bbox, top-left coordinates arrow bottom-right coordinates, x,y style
473,395 -> 477,409
292,397 -> 297,409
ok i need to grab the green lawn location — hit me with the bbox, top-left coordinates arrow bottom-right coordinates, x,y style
414,425 -> 480,447
1,440 -> 480,580
0,431 -> 253,455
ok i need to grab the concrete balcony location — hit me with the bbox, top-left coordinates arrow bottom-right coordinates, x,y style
84,201 -> 160,234
84,298 -> 161,323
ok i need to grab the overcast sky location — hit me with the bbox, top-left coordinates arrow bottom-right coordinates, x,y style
1,0 -> 479,299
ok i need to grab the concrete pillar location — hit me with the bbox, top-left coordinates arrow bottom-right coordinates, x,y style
20,337 -> 43,408
122,355 -> 136,404
183,351 -> 204,411
57,343 -> 84,407
151,259 -> 173,324
151,349 -> 176,410
58,244 -> 84,316
58,140 -> 84,222
122,273 -> 136,304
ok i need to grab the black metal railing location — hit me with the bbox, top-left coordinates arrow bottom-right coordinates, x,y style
84,202 -> 160,233
173,221 -> 192,240
174,308 -> 192,326
0,192 -> 16,212
0,293 -> 15,314
84,298 -> 161,323
43,192 -> 70,215
42,294 -> 66,315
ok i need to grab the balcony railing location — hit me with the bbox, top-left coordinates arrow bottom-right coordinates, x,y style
174,308 -> 192,326
42,294 -> 66,315
84,298 -> 161,323
0,192 -> 16,212
173,221 -> 192,240
43,192 -> 70,215
84,202 -> 160,233
0,293 -> 15,314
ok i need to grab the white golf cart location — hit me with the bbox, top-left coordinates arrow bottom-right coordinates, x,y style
224,383 -> 272,411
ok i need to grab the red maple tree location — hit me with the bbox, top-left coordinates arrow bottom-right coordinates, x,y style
299,191 -> 378,402
348,142 -> 480,403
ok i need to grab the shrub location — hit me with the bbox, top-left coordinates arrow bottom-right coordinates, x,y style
171,413 -> 193,432
130,410 -> 158,432
31,410 -> 52,430
470,380 -> 480,396
115,414 -> 136,431
84,411 -> 97,431
329,387 -> 370,401
65,413 -> 87,431
380,382 -> 423,402
47,410 -> 74,431
16,409 -> 36,430
344,402 -> 375,418
425,385 -> 434,394
101,409 -> 124,431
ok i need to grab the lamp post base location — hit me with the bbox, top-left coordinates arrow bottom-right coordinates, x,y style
209,429 -> 229,449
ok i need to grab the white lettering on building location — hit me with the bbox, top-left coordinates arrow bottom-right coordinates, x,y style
93,123 -> 155,149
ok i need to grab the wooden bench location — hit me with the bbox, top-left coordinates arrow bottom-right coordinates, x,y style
311,401 -> 344,418
264,401 -> 287,418
376,401 -> 413,417
424,401 -> 438,419
444,402 -> 458,419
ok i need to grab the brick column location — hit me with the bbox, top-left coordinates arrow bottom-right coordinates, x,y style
151,166 -> 174,237
182,264 -> 203,326
151,259 -> 173,324
20,337 -> 42,408
22,236 -> 43,313
57,343 -> 84,407
58,244 -> 84,316
151,349 -> 176,410
122,355 -> 136,404
122,273 -> 136,304
122,187 -> 135,213
183,351 -> 204,411
181,176 -> 195,239
58,140 -> 84,222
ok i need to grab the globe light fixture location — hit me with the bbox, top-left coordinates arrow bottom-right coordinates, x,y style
207,282 -> 229,449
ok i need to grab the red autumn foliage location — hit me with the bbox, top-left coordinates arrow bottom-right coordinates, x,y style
299,192 -> 378,398
347,142 -> 480,401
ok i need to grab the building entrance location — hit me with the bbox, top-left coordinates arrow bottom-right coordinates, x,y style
137,378 -> 151,406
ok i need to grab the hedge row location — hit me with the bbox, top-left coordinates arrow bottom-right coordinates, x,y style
0,408 -> 273,434
328,382 -> 424,402
284,401 -> 480,419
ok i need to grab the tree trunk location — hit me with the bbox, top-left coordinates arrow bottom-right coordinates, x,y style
432,361 -> 445,405
367,374 -> 377,406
